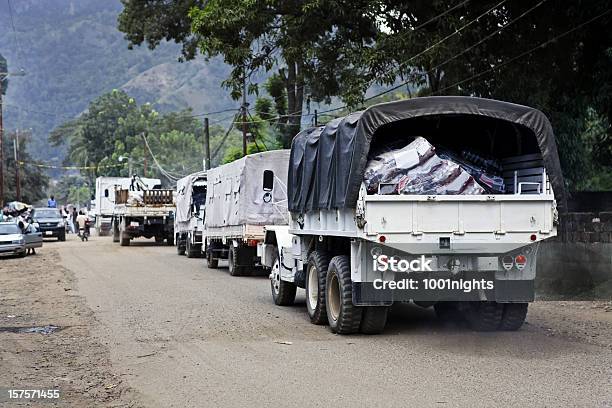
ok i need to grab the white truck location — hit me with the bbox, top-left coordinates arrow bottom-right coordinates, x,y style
175,171 -> 207,258
93,176 -> 160,235
204,150 -> 290,275
111,176 -> 175,246
259,96 -> 565,334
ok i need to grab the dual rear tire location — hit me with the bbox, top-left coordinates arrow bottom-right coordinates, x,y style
303,252 -> 387,334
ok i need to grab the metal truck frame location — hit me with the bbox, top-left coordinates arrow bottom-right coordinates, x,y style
259,97 -> 564,335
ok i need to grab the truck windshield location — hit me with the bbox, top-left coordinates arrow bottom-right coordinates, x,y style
33,209 -> 62,219
0,224 -> 21,235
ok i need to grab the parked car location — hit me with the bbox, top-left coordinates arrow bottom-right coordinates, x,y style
0,222 -> 27,257
30,208 -> 66,241
23,223 -> 44,253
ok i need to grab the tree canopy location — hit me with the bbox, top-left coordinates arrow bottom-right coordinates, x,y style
49,89 -> 243,185
117,1 -> 612,190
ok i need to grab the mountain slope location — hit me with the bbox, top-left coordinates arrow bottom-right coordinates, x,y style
0,0 -> 235,162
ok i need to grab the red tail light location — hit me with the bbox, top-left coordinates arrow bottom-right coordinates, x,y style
515,254 -> 527,270
247,239 -> 259,247
379,235 -> 386,243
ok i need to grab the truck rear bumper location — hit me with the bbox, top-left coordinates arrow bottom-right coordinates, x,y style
352,277 -> 535,306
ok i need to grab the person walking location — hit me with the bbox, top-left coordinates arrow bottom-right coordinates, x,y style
71,207 -> 78,235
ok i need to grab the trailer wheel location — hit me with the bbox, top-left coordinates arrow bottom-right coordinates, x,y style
360,307 -> 388,334
270,251 -> 296,306
465,301 -> 503,332
325,255 -> 362,334
306,250 -> 330,325
498,303 -> 528,331
228,245 -> 246,276
206,250 -> 219,269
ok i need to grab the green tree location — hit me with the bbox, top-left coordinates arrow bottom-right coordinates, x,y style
118,0 -> 379,147
2,131 -> 49,204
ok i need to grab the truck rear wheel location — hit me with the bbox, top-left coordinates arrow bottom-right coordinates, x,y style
360,307 -> 388,334
176,234 -> 186,255
228,245 -> 246,276
325,255 -> 362,334
498,303 -> 528,331
306,250 -> 330,325
207,250 -> 219,269
186,237 -> 200,258
112,220 -> 120,243
270,252 -> 296,306
465,301 -> 503,332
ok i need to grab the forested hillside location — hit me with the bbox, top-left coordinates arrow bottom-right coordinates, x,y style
0,0 -> 234,163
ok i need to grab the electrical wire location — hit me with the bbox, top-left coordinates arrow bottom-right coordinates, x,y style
348,0 -> 549,104
432,7 -> 612,95
375,0 -> 508,83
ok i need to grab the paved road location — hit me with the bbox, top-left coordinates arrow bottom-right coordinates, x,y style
56,236 -> 612,408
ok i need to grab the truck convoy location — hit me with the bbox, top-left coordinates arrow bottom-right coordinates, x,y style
255,96 -> 564,334
203,150 -> 291,275
111,176 -> 175,246
171,96 -> 563,335
94,176 -> 161,235
175,171 -> 207,258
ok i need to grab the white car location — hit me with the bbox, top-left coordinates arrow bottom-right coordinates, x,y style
0,222 -> 43,257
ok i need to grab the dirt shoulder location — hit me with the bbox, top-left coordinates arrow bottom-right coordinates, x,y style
0,247 -> 143,407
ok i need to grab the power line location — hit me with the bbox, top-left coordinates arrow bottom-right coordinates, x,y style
351,0 -> 549,104
211,113 -> 239,160
433,7 -> 612,95
374,0 -> 508,87
6,0 -> 25,68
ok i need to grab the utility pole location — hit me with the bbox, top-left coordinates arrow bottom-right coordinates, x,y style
0,78 -> 4,207
13,129 -> 20,202
241,72 -> 248,157
314,109 -> 318,126
203,117 -> 211,170
142,134 -> 148,177
0,69 -> 25,206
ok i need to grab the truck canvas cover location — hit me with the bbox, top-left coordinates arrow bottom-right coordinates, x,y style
175,171 -> 207,224
288,96 -> 566,213
206,150 -> 291,228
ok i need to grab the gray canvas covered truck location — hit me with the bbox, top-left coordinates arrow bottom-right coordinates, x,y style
175,171 -> 207,258
204,150 -> 290,275
259,96 -> 564,334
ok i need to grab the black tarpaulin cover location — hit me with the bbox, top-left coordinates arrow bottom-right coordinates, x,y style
288,96 -> 566,213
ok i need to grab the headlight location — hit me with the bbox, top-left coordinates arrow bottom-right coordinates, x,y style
12,239 -> 24,244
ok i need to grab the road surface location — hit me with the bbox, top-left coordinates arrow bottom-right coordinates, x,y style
3,235 -> 612,407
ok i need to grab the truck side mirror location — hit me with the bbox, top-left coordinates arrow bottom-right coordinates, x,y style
263,170 -> 274,192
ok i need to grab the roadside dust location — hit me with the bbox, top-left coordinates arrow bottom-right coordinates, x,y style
0,247 -> 143,407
